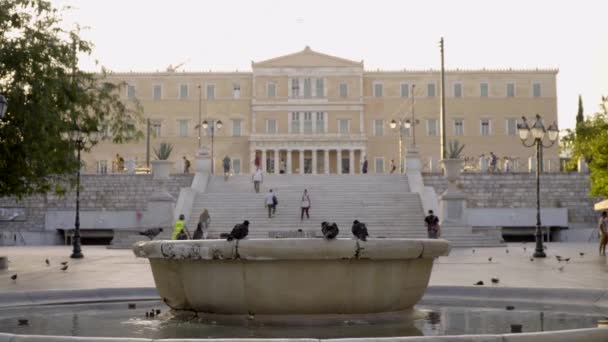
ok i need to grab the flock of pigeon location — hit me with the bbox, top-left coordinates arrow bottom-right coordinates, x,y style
9,259 -> 69,283
222,219 -> 369,241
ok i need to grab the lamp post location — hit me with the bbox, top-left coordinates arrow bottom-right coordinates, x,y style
517,114 -> 559,258
62,128 -> 99,259
197,85 -> 202,149
0,94 -> 7,119
202,119 -> 222,174
389,118 -> 419,173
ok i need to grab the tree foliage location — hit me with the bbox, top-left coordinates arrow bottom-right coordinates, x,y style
561,96 -> 608,197
576,94 -> 584,128
0,0 -> 143,197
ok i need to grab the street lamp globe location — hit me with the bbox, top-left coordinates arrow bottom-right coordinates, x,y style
517,118 -> 530,141
404,120 -> 411,129
547,122 -> 559,142
389,119 -> 397,129
530,115 -> 545,140
0,94 -> 7,119
202,120 -> 209,129
216,120 -> 223,129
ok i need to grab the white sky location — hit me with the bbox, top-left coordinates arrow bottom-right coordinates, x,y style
53,0 -> 608,129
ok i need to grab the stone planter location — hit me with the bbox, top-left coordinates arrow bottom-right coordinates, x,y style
151,160 -> 173,180
133,238 -> 450,315
441,158 -> 464,182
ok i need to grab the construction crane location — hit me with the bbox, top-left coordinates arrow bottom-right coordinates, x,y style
166,58 -> 190,72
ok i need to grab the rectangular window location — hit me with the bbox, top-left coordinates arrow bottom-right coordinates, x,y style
153,85 -> 162,100
506,83 -> 515,98
178,120 -> 189,137
533,83 -> 541,98
291,112 -> 300,133
206,84 -> 215,100
427,119 -> 438,136
96,160 -> 108,175
338,119 -> 350,134
303,112 -> 313,134
315,112 -> 325,133
506,118 -> 517,136
401,83 -> 409,98
454,119 -> 464,136
427,83 -> 436,97
266,119 -> 277,134
375,158 -> 384,174
304,78 -> 312,98
151,120 -> 162,137
339,83 -> 348,98
481,119 -> 491,136
179,84 -> 188,99
315,78 -> 324,98
232,119 -> 242,136
233,84 -> 241,99
267,83 -> 276,98
127,85 -> 136,99
373,119 -> 384,136
291,79 -> 300,98
480,83 -> 489,97
373,83 -> 383,97
232,159 -> 241,174
453,83 -> 462,98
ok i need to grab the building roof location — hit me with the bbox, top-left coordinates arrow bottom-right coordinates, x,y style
252,46 -> 364,68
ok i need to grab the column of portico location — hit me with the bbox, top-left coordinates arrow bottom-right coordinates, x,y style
312,149 -> 317,174
324,149 -> 330,174
249,147 -> 255,172
349,149 -> 355,174
360,148 -> 366,174
261,149 -> 266,172
337,149 -> 342,175
286,149 -> 292,174
274,149 -> 280,174
299,149 -> 305,174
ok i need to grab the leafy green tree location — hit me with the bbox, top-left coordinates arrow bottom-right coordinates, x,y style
0,0 -> 143,197
587,97 -> 608,197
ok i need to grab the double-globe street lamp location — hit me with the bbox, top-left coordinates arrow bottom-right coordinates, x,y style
389,119 -> 419,173
517,114 -> 559,258
201,120 -> 222,174
61,128 -> 99,259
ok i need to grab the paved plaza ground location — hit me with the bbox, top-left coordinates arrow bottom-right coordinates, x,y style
0,241 -> 606,292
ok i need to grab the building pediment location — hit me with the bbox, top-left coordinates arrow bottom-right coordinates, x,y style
252,46 -> 363,68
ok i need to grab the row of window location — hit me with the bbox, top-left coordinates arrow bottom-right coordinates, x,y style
126,80 -> 543,101
372,82 -> 542,98
147,119 -> 243,138
371,118 -> 519,137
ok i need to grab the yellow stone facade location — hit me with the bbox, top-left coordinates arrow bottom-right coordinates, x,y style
87,47 -> 559,175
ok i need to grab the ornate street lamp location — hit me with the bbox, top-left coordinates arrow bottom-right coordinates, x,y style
517,114 -> 559,258
389,118 -> 419,173
202,119 -> 222,174
0,94 -> 7,119
61,128 -> 99,258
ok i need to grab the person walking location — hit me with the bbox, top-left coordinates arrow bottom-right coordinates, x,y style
265,189 -> 275,218
222,155 -> 231,181
390,159 -> 397,174
193,209 -> 211,239
272,190 -> 278,216
489,152 -> 498,173
183,156 -> 191,174
599,211 -> 607,256
300,189 -> 311,221
252,167 -> 263,193
424,210 -> 440,239
362,158 -> 368,174
172,214 -> 191,240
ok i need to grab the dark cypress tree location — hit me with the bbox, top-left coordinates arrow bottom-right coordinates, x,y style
576,95 -> 584,126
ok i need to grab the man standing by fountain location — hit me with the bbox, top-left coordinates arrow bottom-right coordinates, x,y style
424,210 -> 440,239
172,214 -> 190,240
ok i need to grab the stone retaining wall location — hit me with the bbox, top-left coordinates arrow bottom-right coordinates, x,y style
423,172 -> 596,224
0,174 -> 193,233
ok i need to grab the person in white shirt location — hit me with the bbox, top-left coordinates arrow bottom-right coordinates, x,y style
265,189 -> 276,218
252,167 -> 264,193
300,189 -> 311,221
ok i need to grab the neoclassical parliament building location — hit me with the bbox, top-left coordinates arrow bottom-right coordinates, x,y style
89,47 -> 559,175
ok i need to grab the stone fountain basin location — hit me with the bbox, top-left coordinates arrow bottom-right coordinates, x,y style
133,238 -> 450,315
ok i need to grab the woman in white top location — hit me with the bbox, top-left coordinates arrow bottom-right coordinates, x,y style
300,189 -> 311,221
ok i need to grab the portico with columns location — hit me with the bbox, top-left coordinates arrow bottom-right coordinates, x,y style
249,136 -> 367,175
